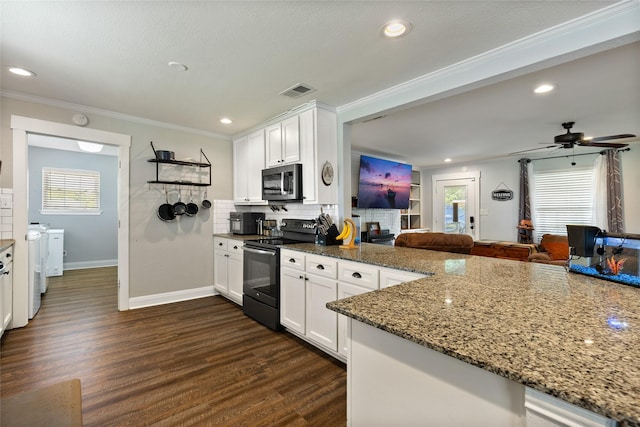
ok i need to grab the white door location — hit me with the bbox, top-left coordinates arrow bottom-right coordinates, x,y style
433,173 -> 479,239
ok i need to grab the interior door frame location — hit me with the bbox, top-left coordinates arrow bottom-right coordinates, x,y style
11,115 -> 131,328
432,171 -> 480,239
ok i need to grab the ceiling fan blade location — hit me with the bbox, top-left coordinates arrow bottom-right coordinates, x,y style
578,141 -> 629,148
508,145 -> 556,155
589,133 -> 636,142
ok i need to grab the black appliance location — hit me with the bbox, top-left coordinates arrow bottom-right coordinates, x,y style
362,229 -> 395,246
262,163 -> 303,201
242,218 -> 317,330
229,211 -> 264,235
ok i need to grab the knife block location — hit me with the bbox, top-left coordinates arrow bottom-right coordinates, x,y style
317,224 -> 342,246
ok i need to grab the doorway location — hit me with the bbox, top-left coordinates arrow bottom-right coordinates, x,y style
432,172 -> 480,239
11,116 -> 130,328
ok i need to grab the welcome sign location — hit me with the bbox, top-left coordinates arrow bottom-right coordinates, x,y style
491,188 -> 513,201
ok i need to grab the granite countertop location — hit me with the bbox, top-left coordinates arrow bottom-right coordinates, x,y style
284,243 -> 640,426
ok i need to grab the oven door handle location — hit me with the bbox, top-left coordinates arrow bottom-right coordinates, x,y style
243,247 -> 277,256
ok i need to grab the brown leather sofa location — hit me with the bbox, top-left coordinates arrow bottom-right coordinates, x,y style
395,232 -> 474,254
527,234 -> 569,265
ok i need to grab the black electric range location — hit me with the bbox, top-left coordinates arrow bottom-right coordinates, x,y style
242,219 -> 317,330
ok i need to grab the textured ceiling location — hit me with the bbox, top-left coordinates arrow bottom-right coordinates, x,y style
1,1 -> 637,167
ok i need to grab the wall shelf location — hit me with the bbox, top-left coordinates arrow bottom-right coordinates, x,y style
147,141 -> 211,187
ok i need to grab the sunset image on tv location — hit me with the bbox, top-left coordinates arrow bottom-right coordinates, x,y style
357,155 -> 412,209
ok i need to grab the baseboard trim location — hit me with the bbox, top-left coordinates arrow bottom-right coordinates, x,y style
63,260 -> 117,271
128,286 -> 216,309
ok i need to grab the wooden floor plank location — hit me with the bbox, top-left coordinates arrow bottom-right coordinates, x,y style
1,267 -> 347,426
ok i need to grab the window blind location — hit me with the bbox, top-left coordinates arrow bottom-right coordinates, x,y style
42,167 -> 100,212
533,168 -> 594,241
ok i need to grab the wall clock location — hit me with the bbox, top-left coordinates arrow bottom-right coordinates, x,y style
321,161 -> 334,186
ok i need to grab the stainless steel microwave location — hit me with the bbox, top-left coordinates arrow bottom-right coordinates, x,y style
262,163 -> 303,201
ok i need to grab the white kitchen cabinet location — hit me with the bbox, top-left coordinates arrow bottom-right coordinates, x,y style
1,244 -> 14,337
379,267 -> 428,288
306,273 -> 338,352
279,249 -> 432,360
299,106 -> 338,205
280,250 -> 306,334
280,266 -> 306,334
233,131 -> 267,205
280,250 -> 339,352
337,281 -> 371,357
266,116 -> 300,168
213,237 -> 244,305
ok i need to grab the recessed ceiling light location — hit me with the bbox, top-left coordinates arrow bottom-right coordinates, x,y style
220,118 -> 232,125
444,158 -> 452,163
381,20 -> 412,38
168,61 -> 188,71
8,66 -> 36,77
77,141 -> 104,153
533,83 -> 555,94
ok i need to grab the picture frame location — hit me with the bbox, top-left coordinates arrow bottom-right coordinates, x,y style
366,222 -> 381,236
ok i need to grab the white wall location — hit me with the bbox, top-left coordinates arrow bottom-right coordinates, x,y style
420,148 -> 640,242
1,96 -> 232,299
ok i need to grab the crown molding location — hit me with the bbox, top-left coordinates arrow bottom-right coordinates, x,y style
0,90 -> 232,141
337,0 -> 640,123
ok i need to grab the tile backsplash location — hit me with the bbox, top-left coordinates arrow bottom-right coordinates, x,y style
213,200 -> 338,234
0,188 -> 13,239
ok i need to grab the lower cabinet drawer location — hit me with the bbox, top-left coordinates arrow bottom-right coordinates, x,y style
281,249 -> 305,271
306,256 -> 338,279
338,260 -> 379,290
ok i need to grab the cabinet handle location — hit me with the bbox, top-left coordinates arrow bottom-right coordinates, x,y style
2,270 -> 9,275
5,253 -> 11,258
304,277 -> 309,281
316,264 -> 325,270
225,254 -> 230,258
233,246 -> 238,250
289,258 -> 296,263
299,275 -> 304,279
352,272 -> 362,279
218,242 -> 223,246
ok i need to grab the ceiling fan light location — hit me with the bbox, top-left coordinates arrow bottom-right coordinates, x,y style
220,117 -> 232,124
533,84 -> 554,94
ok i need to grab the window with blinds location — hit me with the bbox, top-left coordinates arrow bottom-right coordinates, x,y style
42,167 -> 101,214
533,167 -> 594,241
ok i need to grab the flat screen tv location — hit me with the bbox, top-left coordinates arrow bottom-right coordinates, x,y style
357,155 -> 412,209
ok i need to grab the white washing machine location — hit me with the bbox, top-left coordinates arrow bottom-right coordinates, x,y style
29,224 -> 49,293
27,230 -> 42,319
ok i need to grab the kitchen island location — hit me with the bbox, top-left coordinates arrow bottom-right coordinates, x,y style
284,243 -> 639,426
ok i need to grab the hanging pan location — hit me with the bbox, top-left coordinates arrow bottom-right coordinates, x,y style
201,188 -> 212,209
173,188 -> 187,216
158,187 -> 176,221
186,187 -> 199,216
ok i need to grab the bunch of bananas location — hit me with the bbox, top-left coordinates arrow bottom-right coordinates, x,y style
335,218 -> 356,241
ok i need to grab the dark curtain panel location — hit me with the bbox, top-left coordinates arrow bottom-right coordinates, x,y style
605,149 -> 624,233
518,158 -> 531,243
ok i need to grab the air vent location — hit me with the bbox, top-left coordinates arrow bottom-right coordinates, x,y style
279,83 -> 316,98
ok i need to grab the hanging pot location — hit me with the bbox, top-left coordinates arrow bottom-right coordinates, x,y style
186,188 -> 199,216
173,189 -> 187,216
201,189 -> 212,209
155,150 -> 175,161
157,187 -> 176,221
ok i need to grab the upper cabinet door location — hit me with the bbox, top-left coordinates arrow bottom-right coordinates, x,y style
246,129 -> 266,203
281,115 -> 300,165
266,117 -> 300,167
265,123 -> 283,168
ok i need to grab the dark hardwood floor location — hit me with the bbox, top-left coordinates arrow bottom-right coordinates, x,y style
1,267 -> 347,426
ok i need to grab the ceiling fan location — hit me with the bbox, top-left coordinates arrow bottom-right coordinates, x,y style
510,121 -> 636,155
